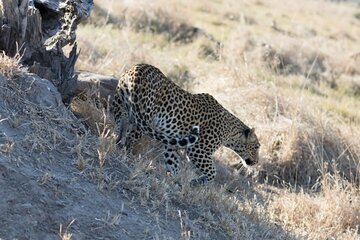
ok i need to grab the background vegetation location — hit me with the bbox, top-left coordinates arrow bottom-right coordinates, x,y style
1,0 -> 360,239
73,0 -> 360,239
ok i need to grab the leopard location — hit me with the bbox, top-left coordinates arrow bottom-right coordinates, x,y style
111,63 -> 260,186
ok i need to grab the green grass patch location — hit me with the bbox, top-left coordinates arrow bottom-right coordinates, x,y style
354,12 -> 360,21
320,100 -> 360,124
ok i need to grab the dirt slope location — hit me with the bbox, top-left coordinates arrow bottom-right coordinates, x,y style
1,69 -> 250,239
0,73 -> 184,239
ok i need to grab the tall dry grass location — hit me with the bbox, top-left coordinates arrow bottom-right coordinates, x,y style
269,175 -> 360,239
0,51 -> 26,78
72,0 -> 360,238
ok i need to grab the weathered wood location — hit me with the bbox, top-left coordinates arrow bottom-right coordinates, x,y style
0,0 -> 93,103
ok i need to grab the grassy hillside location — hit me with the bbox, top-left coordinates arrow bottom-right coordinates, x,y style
72,0 -> 360,239
1,0 -> 360,239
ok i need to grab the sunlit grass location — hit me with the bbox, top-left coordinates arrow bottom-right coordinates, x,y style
73,0 -> 360,238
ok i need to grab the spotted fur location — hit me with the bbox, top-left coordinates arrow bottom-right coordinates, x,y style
112,64 -> 260,185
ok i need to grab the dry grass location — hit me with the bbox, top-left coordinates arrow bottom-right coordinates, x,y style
0,51 -> 26,79
258,101 -> 360,187
85,1 -> 208,44
71,92 -> 120,169
269,175 -> 360,239
58,219 -> 76,240
0,50 -> 118,182
6,0 -> 356,238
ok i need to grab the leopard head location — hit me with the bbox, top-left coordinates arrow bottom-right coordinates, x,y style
227,127 -> 260,166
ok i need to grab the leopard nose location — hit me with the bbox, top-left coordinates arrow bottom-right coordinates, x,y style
245,158 -> 255,166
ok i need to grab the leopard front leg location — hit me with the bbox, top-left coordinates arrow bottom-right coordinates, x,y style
112,98 -> 141,149
187,144 -> 217,186
125,126 -> 143,149
163,145 -> 181,176
115,116 -> 129,147
112,95 -> 129,148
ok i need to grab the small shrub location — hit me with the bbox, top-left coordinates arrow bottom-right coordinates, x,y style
198,42 -> 221,61
129,9 -> 200,44
0,51 -> 26,79
167,64 -> 196,91
354,12 -> 360,21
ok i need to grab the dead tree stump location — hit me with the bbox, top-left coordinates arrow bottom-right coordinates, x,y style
0,0 -> 93,103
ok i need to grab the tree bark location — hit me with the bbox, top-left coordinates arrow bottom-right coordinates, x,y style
0,0 -> 93,103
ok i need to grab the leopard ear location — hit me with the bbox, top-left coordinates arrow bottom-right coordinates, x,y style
244,128 -> 251,138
